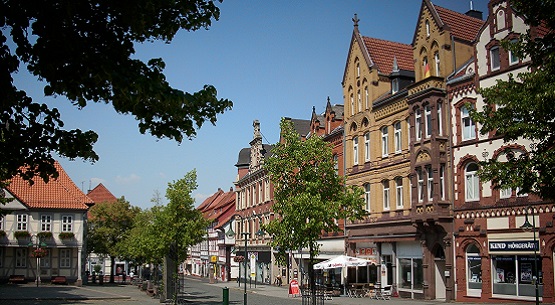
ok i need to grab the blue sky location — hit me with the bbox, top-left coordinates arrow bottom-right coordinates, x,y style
14,0 -> 489,209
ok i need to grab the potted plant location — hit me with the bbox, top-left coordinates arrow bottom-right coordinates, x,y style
14,231 -> 30,239
58,232 -> 75,240
37,231 -> 53,241
30,247 -> 48,258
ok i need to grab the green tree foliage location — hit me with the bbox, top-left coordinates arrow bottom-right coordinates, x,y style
470,0 -> 555,200
120,170 -> 207,270
263,118 -> 366,295
0,0 -> 232,192
88,197 -> 140,283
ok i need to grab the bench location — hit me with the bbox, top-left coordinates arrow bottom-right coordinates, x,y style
51,276 -> 68,285
8,275 -> 26,284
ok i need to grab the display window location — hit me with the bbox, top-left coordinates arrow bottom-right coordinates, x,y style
492,255 -> 543,298
466,244 -> 482,296
398,257 -> 423,291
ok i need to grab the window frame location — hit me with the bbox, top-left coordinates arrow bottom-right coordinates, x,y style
15,248 -> 27,267
415,109 -> 422,140
61,215 -> 73,232
396,177 -> 403,209
40,214 -> 52,232
353,136 -> 359,165
383,180 -> 390,210
59,249 -> 71,268
465,163 -> 480,201
490,46 -> 500,71
425,105 -> 432,138
381,126 -> 389,157
364,183 -> 371,212
394,121 -> 402,153
426,165 -> 434,201
364,132 -> 370,162
461,106 -> 476,141
16,214 -> 28,231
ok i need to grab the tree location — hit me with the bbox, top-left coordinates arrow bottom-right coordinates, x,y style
263,118 -> 366,301
88,197 -> 140,283
470,0 -> 555,200
0,0 -> 232,192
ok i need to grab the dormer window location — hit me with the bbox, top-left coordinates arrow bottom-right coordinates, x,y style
392,78 -> 399,94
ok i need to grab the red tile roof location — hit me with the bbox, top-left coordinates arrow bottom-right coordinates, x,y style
87,183 -> 118,204
6,161 -> 93,210
362,36 -> 414,75
434,5 -> 484,42
197,188 -> 236,227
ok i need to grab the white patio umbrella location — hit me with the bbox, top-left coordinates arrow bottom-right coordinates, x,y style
313,255 -> 371,270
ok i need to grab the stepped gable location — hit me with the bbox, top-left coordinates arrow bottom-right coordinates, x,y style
6,161 -> 92,210
87,183 -> 118,204
361,37 -> 413,75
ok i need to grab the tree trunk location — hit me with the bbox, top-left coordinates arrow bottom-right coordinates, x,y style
309,244 -> 316,305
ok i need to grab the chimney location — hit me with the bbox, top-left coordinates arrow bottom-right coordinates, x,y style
466,1 -> 483,20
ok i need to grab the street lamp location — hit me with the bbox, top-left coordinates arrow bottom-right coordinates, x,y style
28,235 -> 47,287
241,232 -> 250,305
521,206 -> 540,305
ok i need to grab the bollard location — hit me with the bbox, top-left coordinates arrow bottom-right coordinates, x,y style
223,287 -> 229,305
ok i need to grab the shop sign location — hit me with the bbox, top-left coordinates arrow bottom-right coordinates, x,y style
489,241 -> 538,252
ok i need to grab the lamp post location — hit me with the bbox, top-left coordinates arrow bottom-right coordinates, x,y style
521,206 -> 540,305
28,235 -> 47,287
241,231 -> 250,305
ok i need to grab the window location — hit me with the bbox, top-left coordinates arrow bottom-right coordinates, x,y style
364,183 -> 371,212
61,215 -> 73,232
381,126 -> 389,157
426,165 -> 433,201
423,56 -> 430,78
350,94 -> 354,115
392,78 -> 399,94
356,61 -> 360,78
0,216 -> 3,231
437,103 -> 443,136
399,258 -> 423,290
357,90 -> 362,112
333,155 -> 339,174
353,137 -> 359,165
364,132 -> 370,162
265,178 -> 270,201
41,215 -> 52,232
365,87 -> 369,109
425,105 -> 432,138
415,109 -> 422,140
465,163 -> 480,201
16,214 -> 27,231
16,248 -> 27,267
425,20 -> 430,37
417,168 -> 424,203
462,106 -> 476,140
434,52 -> 440,76
396,178 -> 403,208
60,249 -> 71,268
500,187 -> 512,199
509,39 -> 519,65
490,46 -> 500,71
383,180 -> 390,210
407,118 -> 411,147
40,250 -> 50,268
394,122 -> 402,153
466,244 -> 482,295
439,164 -> 445,200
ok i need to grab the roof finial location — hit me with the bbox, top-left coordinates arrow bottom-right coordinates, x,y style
470,0 -> 474,10
392,56 -> 399,72
312,106 -> 316,113
352,14 -> 359,28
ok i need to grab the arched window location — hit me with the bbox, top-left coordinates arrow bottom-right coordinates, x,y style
381,126 -> 389,157
353,136 -> 359,165
364,183 -> 371,212
364,132 -> 370,162
465,163 -> 480,201
395,177 -> 403,208
383,180 -> 390,210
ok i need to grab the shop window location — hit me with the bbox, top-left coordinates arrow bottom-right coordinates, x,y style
399,258 -> 423,290
492,255 -> 543,298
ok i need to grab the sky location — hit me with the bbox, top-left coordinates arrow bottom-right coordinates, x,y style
12,0 -> 489,209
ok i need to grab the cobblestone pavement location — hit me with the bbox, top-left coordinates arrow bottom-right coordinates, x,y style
0,277 -> 541,305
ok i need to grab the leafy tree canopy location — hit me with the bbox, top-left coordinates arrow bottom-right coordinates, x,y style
263,118 -> 366,263
470,0 -> 555,200
0,0 -> 232,190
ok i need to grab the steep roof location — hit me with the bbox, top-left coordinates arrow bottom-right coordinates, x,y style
6,161 -> 93,210
87,183 -> 118,204
434,5 -> 484,42
362,36 -> 414,75
284,117 -> 311,138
